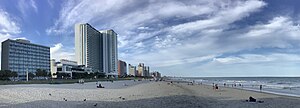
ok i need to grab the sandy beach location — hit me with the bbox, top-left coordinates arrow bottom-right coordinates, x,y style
0,80 -> 300,108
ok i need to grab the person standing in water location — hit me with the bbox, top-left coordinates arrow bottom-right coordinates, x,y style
259,85 -> 262,91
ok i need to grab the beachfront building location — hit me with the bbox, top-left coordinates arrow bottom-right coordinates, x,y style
128,64 -> 137,76
50,59 -> 57,78
75,23 -> 102,72
137,63 -> 151,77
137,63 -> 144,77
75,23 -> 118,77
55,59 -> 78,78
143,66 -> 150,77
51,59 -> 93,79
1,39 -> 50,80
99,29 -> 118,77
118,60 -> 127,77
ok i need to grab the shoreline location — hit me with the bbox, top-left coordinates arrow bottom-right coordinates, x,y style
233,86 -> 300,98
169,78 -> 300,99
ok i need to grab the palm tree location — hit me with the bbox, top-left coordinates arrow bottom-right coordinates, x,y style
11,71 -> 18,81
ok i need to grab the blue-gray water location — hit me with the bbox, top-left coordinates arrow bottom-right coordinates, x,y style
181,77 -> 300,97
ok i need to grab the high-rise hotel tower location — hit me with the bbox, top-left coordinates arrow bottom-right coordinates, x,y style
75,23 -> 118,76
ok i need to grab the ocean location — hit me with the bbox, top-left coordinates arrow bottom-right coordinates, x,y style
181,77 -> 300,97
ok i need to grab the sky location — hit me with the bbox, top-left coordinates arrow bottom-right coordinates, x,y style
1,0 -> 300,77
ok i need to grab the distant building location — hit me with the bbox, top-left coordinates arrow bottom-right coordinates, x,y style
75,23 -> 118,77
128,64 -> 137,76
143,66 -> 150,77
1,39 -> 50,79
118,60 -> 127,77
136,63 -> 151,77
137,63 -> 145,77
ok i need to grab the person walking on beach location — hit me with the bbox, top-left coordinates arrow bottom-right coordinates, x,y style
259,85 -> 262,91
215,84 -> 218,90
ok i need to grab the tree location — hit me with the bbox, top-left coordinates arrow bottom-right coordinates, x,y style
28,72 -> 35,80
94,72 -> 105,78
0,70 -> 13,80
48,72 -> 52,77
42,69 -> 48,77
36,69 -> 48,78
36,69 -> 43,77
11,71 -> 18,81
11,72 -> 18,77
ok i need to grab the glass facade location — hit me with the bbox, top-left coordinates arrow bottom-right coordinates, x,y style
1,39 -> 50,78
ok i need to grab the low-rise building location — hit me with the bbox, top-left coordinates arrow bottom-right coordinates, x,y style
50,59 -> 93,79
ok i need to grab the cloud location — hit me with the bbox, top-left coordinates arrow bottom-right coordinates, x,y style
212,53 -> 300,64
0,9 -> 22,68
48,0 -> 268,65
135,41 -> 144,48
0,9 -> 21,42
228,16 -> 300,50
47,0 -> 54,8
47,0 -> 300,76
154,35 -> 181,48
46,0 -> 129,35
50,43 -> 62,54
0,10 -> 21,34
18,0 -> 38,17
50,43 -> 75,61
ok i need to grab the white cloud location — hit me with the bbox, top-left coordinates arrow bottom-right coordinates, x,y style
244,17 -> 292,37
170,0 -> 266,35
0,33 -> 12,43
0,9 -> 21,42
0,10 -> 21,34
48,0 -> 300,76
30,0 -> 38,13
213,53 -> 300,64
155,55 -> 216,67
154,35 -> 181,48
47,0 -> 54,8
0,9 -> 22,68
50,43 -> 75,61
50,43 -> 62,54
46,0 -> 129,35
233,16 -> 300,50
13,37 -> 27,40
18,0 -> 38,17
135,41 -> 144,48
137,26 -> 149,30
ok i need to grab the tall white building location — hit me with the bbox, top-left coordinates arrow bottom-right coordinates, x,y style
75,23 -> 118,77
75,23 -> 102,72
100,30 -> 118,76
